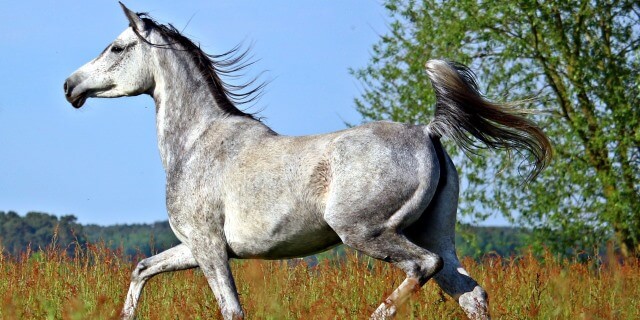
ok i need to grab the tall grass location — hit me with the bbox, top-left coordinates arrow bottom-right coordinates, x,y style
1,242 -> 638,319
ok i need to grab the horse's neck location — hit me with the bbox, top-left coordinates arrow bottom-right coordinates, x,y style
150,50 -> 259,170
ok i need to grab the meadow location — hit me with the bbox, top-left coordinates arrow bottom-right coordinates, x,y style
1,242 -> 639,320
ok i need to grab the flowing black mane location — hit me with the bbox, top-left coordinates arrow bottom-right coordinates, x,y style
134,13 -> 265,119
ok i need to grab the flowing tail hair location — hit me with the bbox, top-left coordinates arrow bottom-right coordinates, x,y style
425,59 -> 552,181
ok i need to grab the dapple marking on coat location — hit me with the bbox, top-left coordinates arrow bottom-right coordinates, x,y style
63,3 -> 552,319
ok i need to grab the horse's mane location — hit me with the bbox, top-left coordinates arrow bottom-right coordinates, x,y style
133,13 -> 265,119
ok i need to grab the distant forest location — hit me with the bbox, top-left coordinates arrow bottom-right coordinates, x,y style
0,211 -> 527,259
0,211 -> 179,257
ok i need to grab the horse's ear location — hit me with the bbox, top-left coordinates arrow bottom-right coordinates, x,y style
119,2 -> 145,32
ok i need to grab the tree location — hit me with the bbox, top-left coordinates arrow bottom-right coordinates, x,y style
353,0 -> 640,256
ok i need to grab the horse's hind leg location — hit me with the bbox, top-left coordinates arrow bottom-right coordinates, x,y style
337,230 -> 443,319
406,153 -> 490,320
122,243 -> 198,320
325,204 -> 443,319
367,235 -> 443,319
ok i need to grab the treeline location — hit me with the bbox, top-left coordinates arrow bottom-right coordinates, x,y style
0,211 -> 86,257
0,211 -> 179,257
83,221 -> 180,256
0,211 -> 526,259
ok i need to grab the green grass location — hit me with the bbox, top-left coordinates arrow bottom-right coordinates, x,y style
1,243 -> 639,319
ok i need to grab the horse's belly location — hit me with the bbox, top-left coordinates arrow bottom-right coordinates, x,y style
224,211 -> 341,259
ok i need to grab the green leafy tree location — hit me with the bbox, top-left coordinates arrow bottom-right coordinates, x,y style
353,0 -> 640,256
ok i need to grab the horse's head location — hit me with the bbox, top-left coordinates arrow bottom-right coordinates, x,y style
64,3 -> 154,108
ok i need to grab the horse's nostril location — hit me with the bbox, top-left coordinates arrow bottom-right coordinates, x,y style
64,81 -> 69,95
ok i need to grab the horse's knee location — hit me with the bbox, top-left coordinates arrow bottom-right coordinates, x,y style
458,285 -> 489,320
131,260 -> 149,282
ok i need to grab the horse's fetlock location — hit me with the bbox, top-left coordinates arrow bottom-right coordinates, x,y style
222,307 -> 244,320
459,286 -> 490,320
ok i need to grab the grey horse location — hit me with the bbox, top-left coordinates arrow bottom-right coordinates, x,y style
64,3 -> 551,319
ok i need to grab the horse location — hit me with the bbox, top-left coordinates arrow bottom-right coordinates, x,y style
64,3 -> 551,319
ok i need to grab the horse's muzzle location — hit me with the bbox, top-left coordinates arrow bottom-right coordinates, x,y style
63,77 -> 87,109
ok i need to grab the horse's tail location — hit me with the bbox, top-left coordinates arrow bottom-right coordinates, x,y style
424,59 -> 552,181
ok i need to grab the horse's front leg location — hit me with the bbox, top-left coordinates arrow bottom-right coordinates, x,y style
121,243 -> 198,320
190,234 -> 243,320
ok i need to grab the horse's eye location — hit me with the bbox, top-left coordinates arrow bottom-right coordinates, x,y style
111,45 -> 125,53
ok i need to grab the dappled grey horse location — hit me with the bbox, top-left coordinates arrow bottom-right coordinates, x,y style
64,3 -> 552,320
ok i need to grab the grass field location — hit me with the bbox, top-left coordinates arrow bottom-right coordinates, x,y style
1,242 -> 639,320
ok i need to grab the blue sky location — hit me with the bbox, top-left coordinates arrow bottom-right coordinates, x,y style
0,1 -> 508,226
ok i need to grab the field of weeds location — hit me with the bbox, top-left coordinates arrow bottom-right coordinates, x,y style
1,243 -> 639,319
